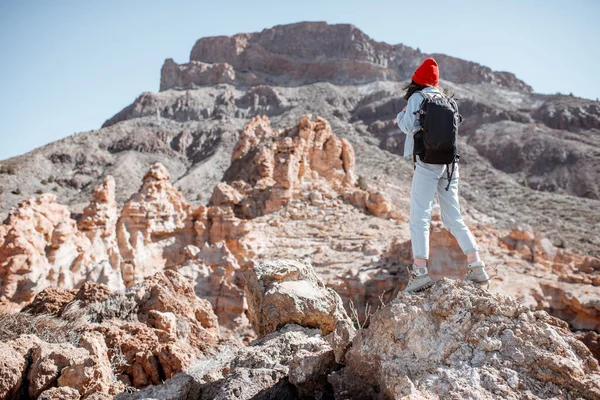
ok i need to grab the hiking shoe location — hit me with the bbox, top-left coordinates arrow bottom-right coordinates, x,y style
465,261 -> 490,284
404,266 -> 434,293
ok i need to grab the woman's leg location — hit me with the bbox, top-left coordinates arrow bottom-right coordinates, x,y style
437,167 -> 489,283
436,172 -> 479,256
466,251 -> 481,264
410,162 -> 440,266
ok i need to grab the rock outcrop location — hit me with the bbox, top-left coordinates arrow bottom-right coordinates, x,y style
0,270 -> 221,397
336,279 -> 600,399
120,275 -> 600,400
117,163 -> 195,286
0,193 -> 123,309
216,114 -> 396,219
160,22 -> 531,92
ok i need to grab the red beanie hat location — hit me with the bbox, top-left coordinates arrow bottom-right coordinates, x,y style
412,58 -> 439,87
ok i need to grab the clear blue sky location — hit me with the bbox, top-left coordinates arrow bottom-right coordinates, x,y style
1,0 -> 598,160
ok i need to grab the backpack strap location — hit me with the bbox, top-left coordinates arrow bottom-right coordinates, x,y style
444,155 -> 460,191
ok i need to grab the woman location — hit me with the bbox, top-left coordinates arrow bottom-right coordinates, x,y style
396,57 -> 489,293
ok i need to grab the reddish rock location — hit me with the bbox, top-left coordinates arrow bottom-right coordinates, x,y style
0,342 -> 26,399
74,281 -> 112,305
117,163 -> 195,286
27,342 -> 89,398
576,331 -> 600,362
24,287 -> 77,316
86,270 -> 220,388
57,332 -> 122,397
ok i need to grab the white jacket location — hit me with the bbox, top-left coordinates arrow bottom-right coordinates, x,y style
396,86 -> 443,159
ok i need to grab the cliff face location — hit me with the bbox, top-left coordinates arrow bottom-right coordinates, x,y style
160,22 -> 532,92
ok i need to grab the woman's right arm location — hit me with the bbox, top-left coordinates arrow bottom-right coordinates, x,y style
397,93 -> 423,136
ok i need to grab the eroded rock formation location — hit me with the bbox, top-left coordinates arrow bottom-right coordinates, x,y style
0,193 -> 123,309
0,270 -> 220,398
117,163 -> 195,286
120,260 -> 353,400
216,114 -> 396,219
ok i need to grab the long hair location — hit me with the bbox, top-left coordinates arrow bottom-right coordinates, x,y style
403,80 -> 428,101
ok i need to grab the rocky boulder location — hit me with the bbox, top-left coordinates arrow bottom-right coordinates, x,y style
0,342 -> 26,399
244,259 -> 353,337
336,279 -> 600,399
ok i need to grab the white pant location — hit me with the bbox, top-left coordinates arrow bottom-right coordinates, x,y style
409,157 -> 478,259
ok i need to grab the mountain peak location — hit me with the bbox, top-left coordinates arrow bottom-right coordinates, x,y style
160,21 -> 532,92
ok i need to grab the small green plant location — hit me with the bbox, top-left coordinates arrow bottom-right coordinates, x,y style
52,186 -> 58,192
48,175 -> 55,183
35,189 -> 43,195
196,194 -> 202,201
41,179 -> 47,185
11,187 -> 21,195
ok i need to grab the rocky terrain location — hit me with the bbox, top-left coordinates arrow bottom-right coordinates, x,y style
1,21 -> 600,399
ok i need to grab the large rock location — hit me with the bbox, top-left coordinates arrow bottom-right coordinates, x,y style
21,332 -> 121,398
57,332 -> 119,397
78,176 -> 123,278
200,324 -> 337,400
336,279 -> 600,399
0,342 -> 26,399
222,115 -> 358,217
244,259 -> 353,338
27,342 -> 92,398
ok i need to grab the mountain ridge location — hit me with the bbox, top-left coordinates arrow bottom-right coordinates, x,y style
159,21 -> 532,92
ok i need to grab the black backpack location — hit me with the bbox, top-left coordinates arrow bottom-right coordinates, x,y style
412,91 -> 462,190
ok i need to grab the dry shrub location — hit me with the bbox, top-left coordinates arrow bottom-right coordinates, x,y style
85,293 -> 139,323
0,304 -> 88,346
